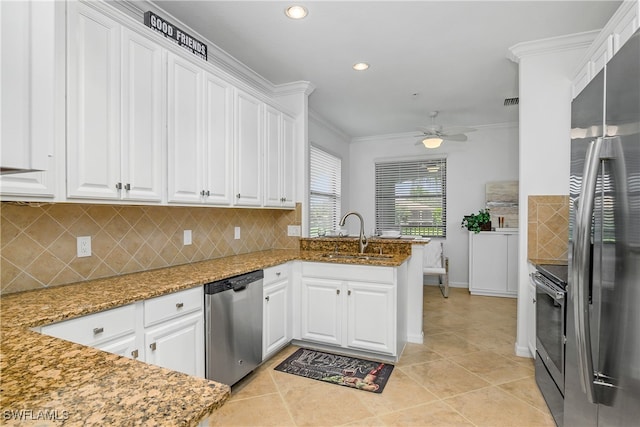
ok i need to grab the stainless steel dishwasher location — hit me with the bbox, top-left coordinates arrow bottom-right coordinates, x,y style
204,270 -> 263,386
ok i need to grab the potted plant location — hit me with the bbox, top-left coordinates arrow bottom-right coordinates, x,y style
461,209 -> 491,233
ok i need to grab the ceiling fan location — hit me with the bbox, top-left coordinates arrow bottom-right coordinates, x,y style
414,111 -> 476,149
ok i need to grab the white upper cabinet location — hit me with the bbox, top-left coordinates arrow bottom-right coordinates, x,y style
120,28 -> 164,202
202,73 -> 233,205
234,90 -> 263,206
264,106 -> 296,208
167,52 -> 234,206
0,0 -> 54,174
67,3 -> 121,200
167,52 -> 204,204
67,3 -> 163,202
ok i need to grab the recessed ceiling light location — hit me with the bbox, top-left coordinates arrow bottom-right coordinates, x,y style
285,5 -> 308,19
353,62 -> 369,71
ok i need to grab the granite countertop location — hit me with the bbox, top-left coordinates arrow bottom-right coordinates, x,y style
0,248 -> 410,425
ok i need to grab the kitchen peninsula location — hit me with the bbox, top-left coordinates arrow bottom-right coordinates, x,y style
0,247 -> 413,425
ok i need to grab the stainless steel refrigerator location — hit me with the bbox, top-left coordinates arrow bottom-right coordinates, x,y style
565,28 -> 640,426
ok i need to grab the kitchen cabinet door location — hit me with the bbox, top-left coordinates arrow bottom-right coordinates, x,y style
144,311 -> 204,378
468,232 -> 518,297
0,0 -> 54,174
167,52 -> 204,204
263,279 -> 289,359
96,334 -> 141,361
234,90 -> 263,206
263,105 -> 281,207
66,2 -> 121,200
120,28 -> 163,202
281,113 -> 296,208
300,277 -> 342,346
346,281 -> 396,355
202,72 -> 233,205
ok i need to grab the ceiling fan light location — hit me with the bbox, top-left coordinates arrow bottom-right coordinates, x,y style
422,137 -> 443,148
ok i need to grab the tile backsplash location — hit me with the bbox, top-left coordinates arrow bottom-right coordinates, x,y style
527,195 -> 569,262
1,202 -> 301,295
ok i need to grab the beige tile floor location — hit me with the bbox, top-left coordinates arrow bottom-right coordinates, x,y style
205,286 -> 555,427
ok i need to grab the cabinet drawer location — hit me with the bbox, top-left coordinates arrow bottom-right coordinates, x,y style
264,264 -> 289,285
144,287 -> 203,327
41,304 -> 136,346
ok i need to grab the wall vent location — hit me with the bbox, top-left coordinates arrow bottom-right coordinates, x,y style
504,97 -> 519,106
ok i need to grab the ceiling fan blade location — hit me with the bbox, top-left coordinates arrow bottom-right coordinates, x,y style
441,126 -> 476,135
416,126 -> 435,134
441,133 -> 468,142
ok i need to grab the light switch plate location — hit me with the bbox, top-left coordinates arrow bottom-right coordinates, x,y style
183,230 -> 192,245
287,225 -> 301,237
77,236 -> 91,257
234,226 -> 241,240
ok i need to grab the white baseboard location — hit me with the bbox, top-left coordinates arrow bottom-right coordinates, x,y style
514,342 -> 533,358
407,333 -> 424,344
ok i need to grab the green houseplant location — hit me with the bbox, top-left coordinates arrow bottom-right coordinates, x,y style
461,209 -> 491,233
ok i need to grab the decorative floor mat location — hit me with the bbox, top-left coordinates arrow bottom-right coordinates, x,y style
273,348 -> 394,393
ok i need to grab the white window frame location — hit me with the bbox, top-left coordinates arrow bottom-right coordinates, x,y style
308,145 -> 342,237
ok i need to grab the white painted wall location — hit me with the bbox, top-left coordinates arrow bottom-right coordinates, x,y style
509,32 -> 595,357
307,111 -> 351,237
346,124 -> 519,287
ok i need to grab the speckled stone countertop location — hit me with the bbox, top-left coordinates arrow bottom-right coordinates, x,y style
1,248 -> 410,425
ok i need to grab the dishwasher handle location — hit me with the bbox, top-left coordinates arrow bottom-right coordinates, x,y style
204,270 -> 264,295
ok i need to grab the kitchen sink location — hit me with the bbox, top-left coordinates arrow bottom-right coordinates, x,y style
320,253 -> 395,261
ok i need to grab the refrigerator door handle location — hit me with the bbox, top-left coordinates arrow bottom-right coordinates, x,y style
572,137 -> 603,404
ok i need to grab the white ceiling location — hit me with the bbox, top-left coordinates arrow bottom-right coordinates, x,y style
144,1 -> 621,138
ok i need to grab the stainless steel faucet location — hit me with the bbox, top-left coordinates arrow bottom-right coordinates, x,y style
339,211 -> 368,254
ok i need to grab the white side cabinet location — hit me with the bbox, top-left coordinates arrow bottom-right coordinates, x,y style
468,231 -> 519,297
40,287 -> 204,378
299,262 -> 402,357
262,263 -> 291,360
66,2 -> 163,202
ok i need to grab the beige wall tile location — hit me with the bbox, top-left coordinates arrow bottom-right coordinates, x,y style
527,195 -> 569,262
0,202 -> 301,295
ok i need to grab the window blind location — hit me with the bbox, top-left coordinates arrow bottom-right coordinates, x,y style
309,146 -> 341,237
375,158 -> 447,237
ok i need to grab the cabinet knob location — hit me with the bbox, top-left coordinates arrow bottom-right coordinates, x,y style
348,290 -> 352,296
176,302 -> 184,309
206,190 -> 210,196
149,342 -> 157,351
265,296 -> 270,302
236,193 -> 241,199
93,327 -> 104,335
336,289 -> 340,295
276,272 -> 281,276
131,349 -> 139,359
124,183 -> 131,191
201,190 -> 206,196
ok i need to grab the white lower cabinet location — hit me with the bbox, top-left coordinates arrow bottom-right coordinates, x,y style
299,262 -> 400,357
262,264 -> 292,360
39,287 -> 204,377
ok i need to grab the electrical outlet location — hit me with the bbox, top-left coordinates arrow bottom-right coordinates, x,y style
77,236 -> 91,257
287,225 -> 301,237
183,230 -> 192,245
234,226 -> 241,240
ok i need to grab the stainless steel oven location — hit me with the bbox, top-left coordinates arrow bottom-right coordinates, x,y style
530,263 -> 568,427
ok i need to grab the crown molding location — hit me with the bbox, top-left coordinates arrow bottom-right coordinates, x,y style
507,30 -> 600,63
273,81 -> 316,98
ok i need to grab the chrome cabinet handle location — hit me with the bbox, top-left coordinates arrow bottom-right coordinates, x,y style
124,183 -> 131,191
265,296 -> 270,302
336,289 -> 340,295
149,342 -> 157,351
176,302 -> 184,309
276,272 -> 281,277
115,182 -> 123,190
93,327 -> 104,335
131,349 -> 139,359
236,193 -> 241,199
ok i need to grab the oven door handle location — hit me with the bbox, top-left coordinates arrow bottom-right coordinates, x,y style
530,273 -> 565,302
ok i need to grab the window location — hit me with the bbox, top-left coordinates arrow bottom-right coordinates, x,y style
309,145 -> 341,237
375,158 -> 447,237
